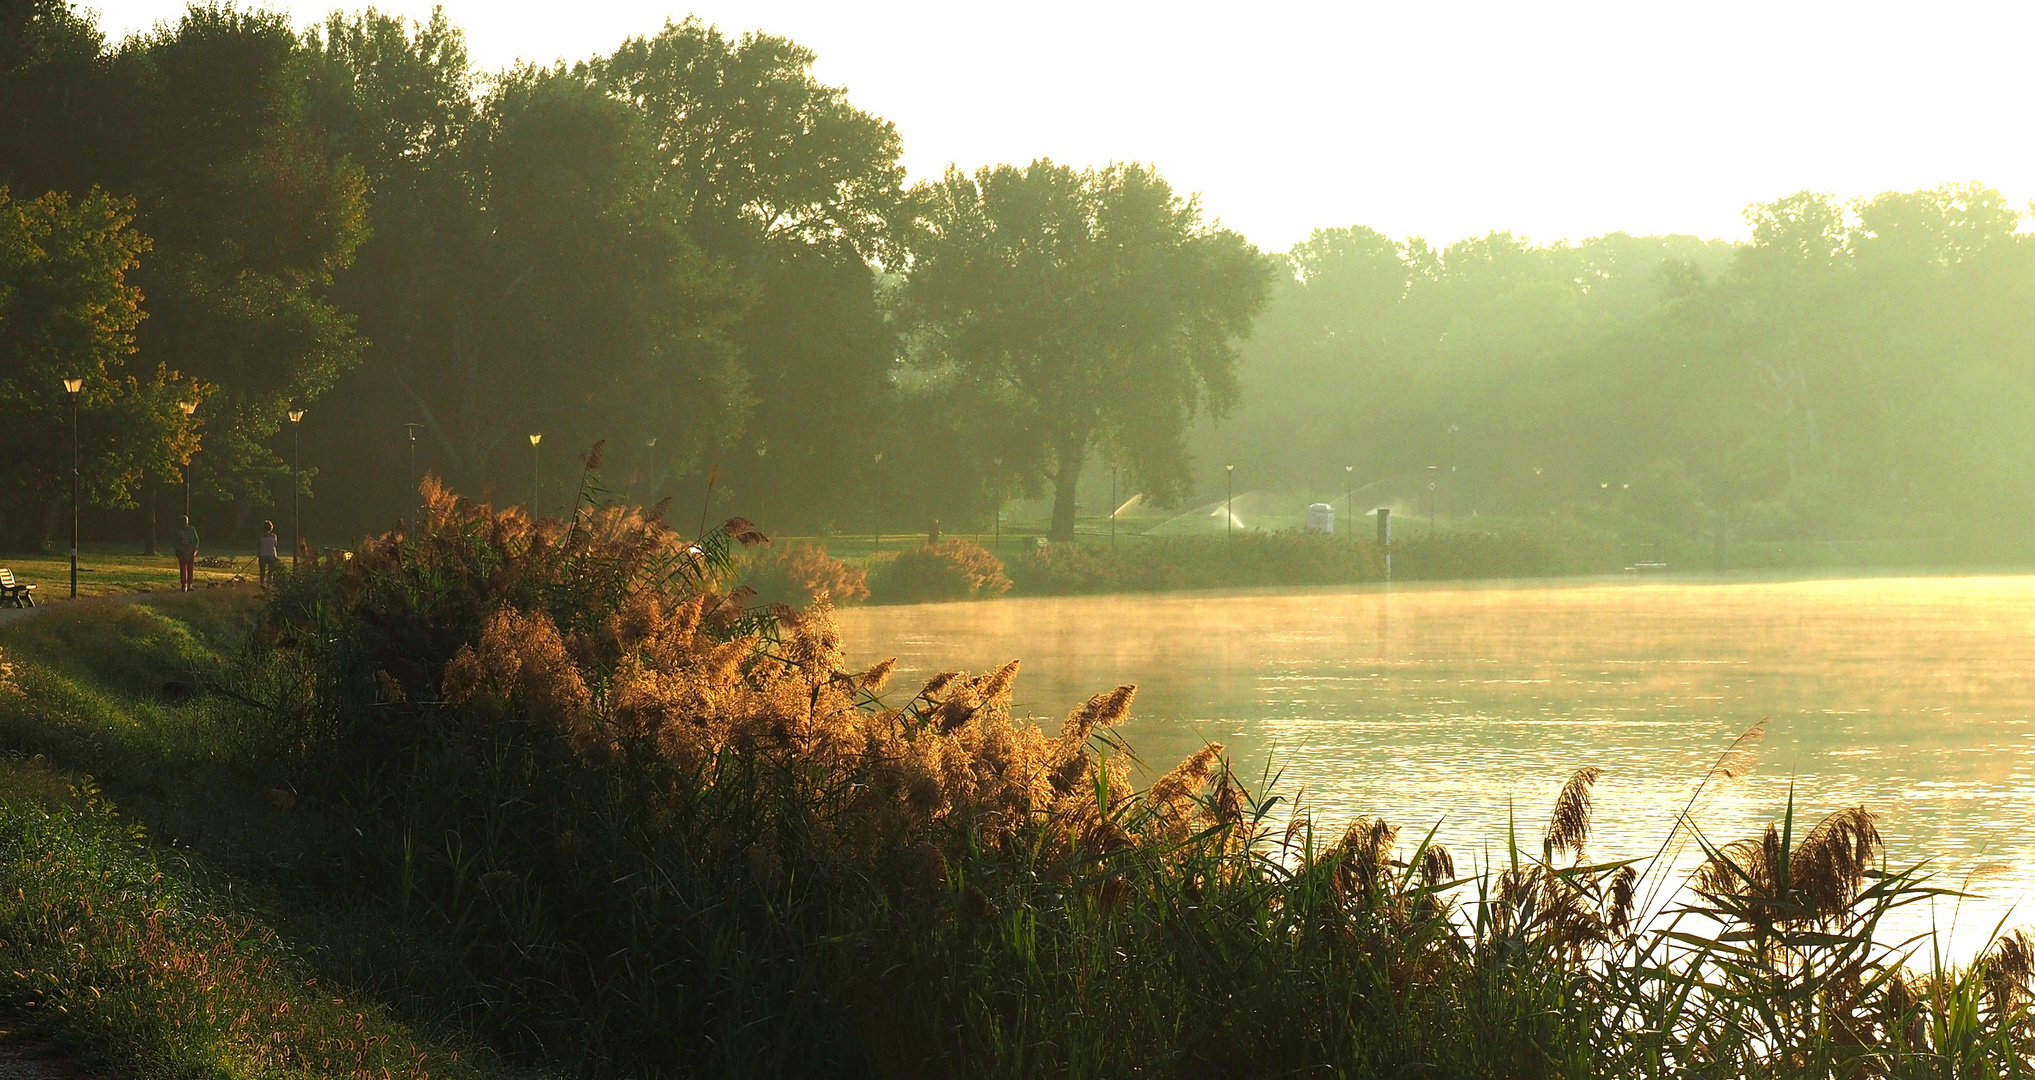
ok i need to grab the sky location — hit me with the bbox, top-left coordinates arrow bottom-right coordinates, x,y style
86,0 -> 2035,253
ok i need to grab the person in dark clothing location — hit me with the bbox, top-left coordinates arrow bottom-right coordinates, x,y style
175,516 -> 199,591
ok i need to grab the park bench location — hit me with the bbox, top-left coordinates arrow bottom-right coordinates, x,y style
0,569 -> 35,608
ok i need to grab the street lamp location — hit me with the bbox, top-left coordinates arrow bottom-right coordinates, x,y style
178,400 -> 197,520
1109,465 -> 1118,553
1345,465 -> 1354,545
63,377 -> 82,599
988,455 -> 1005,553
1447,423 -> 1460,518
403,423 -> 423,509
1428,465 -> 1438,537
1225,463 -> 1235,540
289,408 -> 305,569
528,433 -> 542,514
640,436 -> 657,504
871,449 -> 884,553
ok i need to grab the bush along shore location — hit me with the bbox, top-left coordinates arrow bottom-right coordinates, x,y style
740,526 -> 1628,607
0,480 -> 2029,1077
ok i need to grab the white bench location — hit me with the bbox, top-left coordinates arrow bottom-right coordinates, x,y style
0,569 -> 36,608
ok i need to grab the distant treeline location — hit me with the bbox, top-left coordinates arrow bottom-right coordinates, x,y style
4,1 -> 2031,556
1198,188 -> 2035,548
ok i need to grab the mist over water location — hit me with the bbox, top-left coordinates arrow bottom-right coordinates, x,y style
840,575 -> 2035,957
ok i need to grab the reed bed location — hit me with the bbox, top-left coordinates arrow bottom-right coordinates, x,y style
0,470 -> 2026,1077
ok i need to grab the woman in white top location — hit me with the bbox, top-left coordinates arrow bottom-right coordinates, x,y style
257,520 -> 280,585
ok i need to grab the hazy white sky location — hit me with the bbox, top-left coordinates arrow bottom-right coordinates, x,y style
86,0 -> 2035,253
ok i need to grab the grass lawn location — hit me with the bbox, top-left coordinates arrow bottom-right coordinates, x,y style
0,545 -> 263,600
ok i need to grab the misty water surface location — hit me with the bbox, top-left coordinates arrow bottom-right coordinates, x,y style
838,574 -> 2035,956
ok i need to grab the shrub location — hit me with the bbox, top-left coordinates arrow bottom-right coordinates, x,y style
868,539 -> 1011,604
737,541 -> 869,607
231,480 -> 1198,1073
1004,540 -> 1121,594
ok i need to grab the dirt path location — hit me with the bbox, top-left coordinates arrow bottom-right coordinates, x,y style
0,1027 -> 96,1080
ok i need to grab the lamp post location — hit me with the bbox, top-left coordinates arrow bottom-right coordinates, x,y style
1225,463 -> 1235,540
991,455 -> 1002,554
403,423 -> 423,509
178,400 -> 197,520
1108,465 -> 1118,553
64,377 -> 82,598
871,449 -> 884,553
289,408 -> 304,568
1447,423 -> 1460,518
528,433 -> 542,514
642,436 -> 657,504
1428,465 -> 1438,537
1344,465 -> 1354,545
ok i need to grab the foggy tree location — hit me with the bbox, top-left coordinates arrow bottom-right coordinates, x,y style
1206,183 -> 2035,550
907,160 -> 1273,540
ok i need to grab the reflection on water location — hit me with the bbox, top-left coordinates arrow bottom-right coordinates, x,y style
838,575 -> 2035,957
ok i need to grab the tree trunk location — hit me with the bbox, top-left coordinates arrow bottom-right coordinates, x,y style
1049,429 -> 1086,542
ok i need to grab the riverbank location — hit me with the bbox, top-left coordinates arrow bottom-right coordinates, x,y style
749,512 -> 2035,607
0,492 -> 2031,1076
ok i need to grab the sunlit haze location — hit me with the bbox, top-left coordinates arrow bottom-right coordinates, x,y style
86,0 -> 2035,251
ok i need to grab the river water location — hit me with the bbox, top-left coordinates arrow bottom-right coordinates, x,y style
837,574 -> 2035,957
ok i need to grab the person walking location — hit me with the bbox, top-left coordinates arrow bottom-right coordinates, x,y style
257,520 -> 279,585
175,516 -> 199,591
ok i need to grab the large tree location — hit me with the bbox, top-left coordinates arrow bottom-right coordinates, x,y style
0,186 -> 202,545
0,1 -> 367,525
906,160 -> 1272,540
598,19 -> 908,530
306,14 -> 747,515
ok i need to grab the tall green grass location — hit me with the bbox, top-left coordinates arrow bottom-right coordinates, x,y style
0,753 -> 471,1079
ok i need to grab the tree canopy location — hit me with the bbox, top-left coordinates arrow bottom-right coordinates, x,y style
907,160 -> 1273,539
7,0 -> 2034,560
0,186 -> 200,538
1201,183 -> 2035,550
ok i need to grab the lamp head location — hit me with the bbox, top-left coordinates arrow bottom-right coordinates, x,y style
529,433 -> 542,447
1345,465 -> 1353,473
178,401 -> 197,416
288,408 -> 304,423
62,377 -> 83,395
645,437 -> 657,448
1225,464 -> 1234,473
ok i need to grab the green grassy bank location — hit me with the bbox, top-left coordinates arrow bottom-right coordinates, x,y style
0,487 -> 2032,1077
0,595 -> 477,1079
